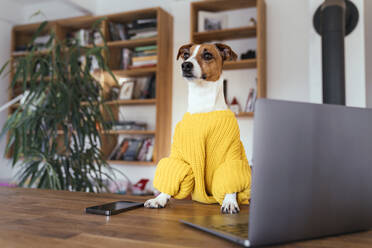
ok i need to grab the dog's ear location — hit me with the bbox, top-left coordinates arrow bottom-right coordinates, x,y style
214,43 -> 237,62
177,43 -> 194,60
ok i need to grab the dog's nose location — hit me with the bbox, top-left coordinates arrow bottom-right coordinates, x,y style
182,62 -> 193,72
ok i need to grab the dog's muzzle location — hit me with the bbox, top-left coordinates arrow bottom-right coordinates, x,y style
182,61 -> 194,78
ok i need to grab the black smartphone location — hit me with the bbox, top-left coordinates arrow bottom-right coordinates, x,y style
85,201 -> 144,216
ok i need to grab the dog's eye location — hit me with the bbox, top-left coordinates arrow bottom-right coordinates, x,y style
203,52 -> 213,60
183,52 -> 190,60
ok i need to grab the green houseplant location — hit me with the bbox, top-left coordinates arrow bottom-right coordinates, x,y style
0,20 -> 119,192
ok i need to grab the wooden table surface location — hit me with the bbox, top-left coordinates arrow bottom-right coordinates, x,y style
1,187 -> 372,248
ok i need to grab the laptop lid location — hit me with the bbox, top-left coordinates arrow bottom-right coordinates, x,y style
249,99 -> 372,246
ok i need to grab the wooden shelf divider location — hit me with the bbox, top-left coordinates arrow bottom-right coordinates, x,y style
106,99 -> 156,106
223,59 -> 257,70
235,112 -> 254,118
103,130 -> 156,135
192,26 -> 256,43
113,66 -> 157,77
107,37 -> 157,48
107,160 -> 156,166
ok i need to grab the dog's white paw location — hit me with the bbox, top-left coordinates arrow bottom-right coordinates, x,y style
144,193 -> 170,209
221,193 -> 240,214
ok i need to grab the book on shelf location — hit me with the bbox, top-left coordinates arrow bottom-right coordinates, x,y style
127,18 -> 157,40
134,45 -> 157,52
132,55 -> 157,62
120,48 -> 132,70
120,45 -> 157,70
244,88 -> 257,113
108,18 -> 157,42
128,64 -> 157,69
127,18 -> 157,29
132,50 -> 157,57
130,31 -> 157,40
109,137 -> 155,162
132,60 -> 157,67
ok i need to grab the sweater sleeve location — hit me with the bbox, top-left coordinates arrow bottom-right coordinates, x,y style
153,122 -> 195,199
211,118 -> 252,205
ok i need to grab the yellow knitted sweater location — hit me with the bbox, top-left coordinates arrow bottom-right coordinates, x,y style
153,110 -> 251,205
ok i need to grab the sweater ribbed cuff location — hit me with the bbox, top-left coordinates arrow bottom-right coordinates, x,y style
153,157 -> 194,198
212,159 -> 251,204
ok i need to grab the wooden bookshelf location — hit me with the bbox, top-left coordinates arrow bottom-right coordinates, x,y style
8,8 -> 173,166
191,0 -> 266,118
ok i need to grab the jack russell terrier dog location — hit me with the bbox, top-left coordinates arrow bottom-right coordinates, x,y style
144,43 -> 252,214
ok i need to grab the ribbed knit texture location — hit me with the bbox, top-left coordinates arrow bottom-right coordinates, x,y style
153,110 -> 251,205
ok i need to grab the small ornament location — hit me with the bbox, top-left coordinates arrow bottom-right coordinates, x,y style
229,97 -> 241,114
249,17 -> 257,27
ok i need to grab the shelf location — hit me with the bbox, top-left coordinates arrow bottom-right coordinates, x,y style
191,0 -> 256,12
15,76 -> 53,84
112,66 -> 157,77
104,130 -> 156,135
12,50 -> 50,57
192,26 -> 256,43
223,59 -> 256,70
107,37 -> 157,49
108,160 -> 156,166
57,130 -> 155,135
106,99 -> 156,106
81,99 -> 156,106
235,112 -> 254,118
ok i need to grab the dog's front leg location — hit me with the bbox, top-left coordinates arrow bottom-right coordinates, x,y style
144,193 -> 171,208
221,193 -> 240,214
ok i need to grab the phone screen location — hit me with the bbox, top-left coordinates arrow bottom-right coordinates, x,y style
86,201 -> 143,215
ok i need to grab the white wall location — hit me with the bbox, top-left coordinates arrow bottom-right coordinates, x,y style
309,0 -> 366,107
21,0 -> 88,23
266,0 -> 310,102
0,0 -> 24,181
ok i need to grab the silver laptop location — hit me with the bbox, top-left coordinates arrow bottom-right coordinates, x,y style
180,99 -> 372,247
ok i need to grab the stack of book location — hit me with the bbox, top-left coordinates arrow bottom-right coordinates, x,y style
109,137 -> 155,162
129,45 -> 157,69
108,18 -> 157,41
127,18 -> 157,40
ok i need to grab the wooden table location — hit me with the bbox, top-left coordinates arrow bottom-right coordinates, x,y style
1,187 -> 372,248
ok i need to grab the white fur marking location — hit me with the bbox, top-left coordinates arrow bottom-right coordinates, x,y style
187,75 -> 228,114
144,193 -> 171,208
184,45 -> 202,79
221,193 -> 240,214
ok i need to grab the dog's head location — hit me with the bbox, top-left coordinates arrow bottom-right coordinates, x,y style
177,43 -> 237,82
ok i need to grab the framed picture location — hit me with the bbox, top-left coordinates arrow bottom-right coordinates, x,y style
198,11 -> 227,32
119,80 -> 135,100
